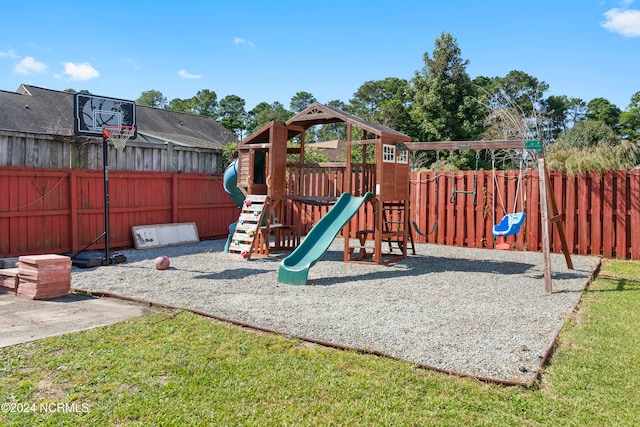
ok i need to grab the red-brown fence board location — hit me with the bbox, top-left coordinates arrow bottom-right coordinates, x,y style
565,174 -> 577,254
551,172 -> 563,254
590,173 -> 602,257
631,171 -> 640,260
437,175 -> 447,244
525,171 -> 537,252
479,172 -> 489,247
616,170 -> 628,259
576,176 -> 588,255
602,171 -> 614,258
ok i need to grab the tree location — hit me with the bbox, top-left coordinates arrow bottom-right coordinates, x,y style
619,91 -> 640,142
136,90 -> 167,108
292,143 -> 330,163
290,91 -> 317,113
348,78 -> 415,137
288,91 -> 318,143
245,102 -> 270,135
410,32 -> 487,143
217,95 -> 246,139
554,120 -> 619,149
166,98 -> 195,113
542,95 -> 586,141
475,71 -> 550,142
350,79 -> 403,118
547,120 -> 638,172
316,99 -> 348,144
222,142 -> 238,165
494,70 -> 549,115
164,90 -> 217,116
586,97 -> 621,129
245,101 -> 293,135
64,88 -> 91,94
410,32 -> 486,169
192,89 -> 218,118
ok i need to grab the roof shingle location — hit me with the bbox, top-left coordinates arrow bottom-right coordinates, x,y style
0,85 -> 237,151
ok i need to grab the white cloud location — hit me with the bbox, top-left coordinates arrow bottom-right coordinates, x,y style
14,56 -> 47,74
124,58 -> 141,70
602,7 -> 640,36
234,37 -> 255,47
0,49 -> 19,59
178,69 -> 202,79
63,62 -> 99,81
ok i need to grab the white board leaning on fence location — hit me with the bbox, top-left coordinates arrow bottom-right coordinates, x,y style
132,223 -> 200,249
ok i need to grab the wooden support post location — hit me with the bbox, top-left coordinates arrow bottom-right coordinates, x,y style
404,199 -> 412,255
538,154 -> 574,294
374,199 -> 383,264
544,167 -> 574,270
538,156 -> 553,294
343,123 -> 353,262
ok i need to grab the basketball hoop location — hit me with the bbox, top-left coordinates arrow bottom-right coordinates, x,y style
102,125 -> 136,150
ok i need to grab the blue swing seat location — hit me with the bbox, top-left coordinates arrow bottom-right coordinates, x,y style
492,212 -> 526,237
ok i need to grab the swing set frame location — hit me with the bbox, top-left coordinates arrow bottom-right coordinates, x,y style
404,139 -> 573,294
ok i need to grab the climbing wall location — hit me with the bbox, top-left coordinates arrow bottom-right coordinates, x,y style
227,195 -> 268,260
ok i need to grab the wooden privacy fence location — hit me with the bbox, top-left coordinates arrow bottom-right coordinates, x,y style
283,168 -> 640,260
0,167 -> 238,257
2,166 -> 639,260
0,130 -> 222,173
412,168 -> 640,259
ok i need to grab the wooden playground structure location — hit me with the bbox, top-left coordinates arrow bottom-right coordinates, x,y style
227,102 -> 572,292
228,103 -> 413,264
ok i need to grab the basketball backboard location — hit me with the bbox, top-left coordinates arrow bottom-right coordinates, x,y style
73,93 -> 137,139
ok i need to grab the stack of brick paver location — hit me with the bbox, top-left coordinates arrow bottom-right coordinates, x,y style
0,268 -> 19,294
15,254 -> 72,299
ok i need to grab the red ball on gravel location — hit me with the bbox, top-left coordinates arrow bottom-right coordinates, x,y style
155,256 -> 170,270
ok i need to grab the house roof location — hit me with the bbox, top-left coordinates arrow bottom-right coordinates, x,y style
0,85 -> 237,151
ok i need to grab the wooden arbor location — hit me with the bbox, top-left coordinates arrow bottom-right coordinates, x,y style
404,139 -> 573,294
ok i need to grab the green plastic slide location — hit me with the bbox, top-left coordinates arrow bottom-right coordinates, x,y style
278,192 -> 374,285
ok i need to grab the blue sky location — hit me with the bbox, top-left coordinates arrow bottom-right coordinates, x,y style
2,0 -> 639,112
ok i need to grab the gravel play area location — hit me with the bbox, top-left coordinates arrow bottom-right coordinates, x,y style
71,238 -> 600,385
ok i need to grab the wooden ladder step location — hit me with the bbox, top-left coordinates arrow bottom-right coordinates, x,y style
228,195 -> 269,260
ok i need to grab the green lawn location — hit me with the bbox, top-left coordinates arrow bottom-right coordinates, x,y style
1,259 -> 638,426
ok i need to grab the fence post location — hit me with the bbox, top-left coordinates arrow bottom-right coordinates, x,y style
172,172 -> 179,223
70,170 -> 79,253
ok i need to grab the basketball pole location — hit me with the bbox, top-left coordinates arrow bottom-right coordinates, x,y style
71,93 -> 133,267
102,135 -> 111,265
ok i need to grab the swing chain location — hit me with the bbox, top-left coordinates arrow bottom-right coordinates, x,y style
412,151 -> 440,237
492,149 -> 526,225
449,150 -> 479,205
